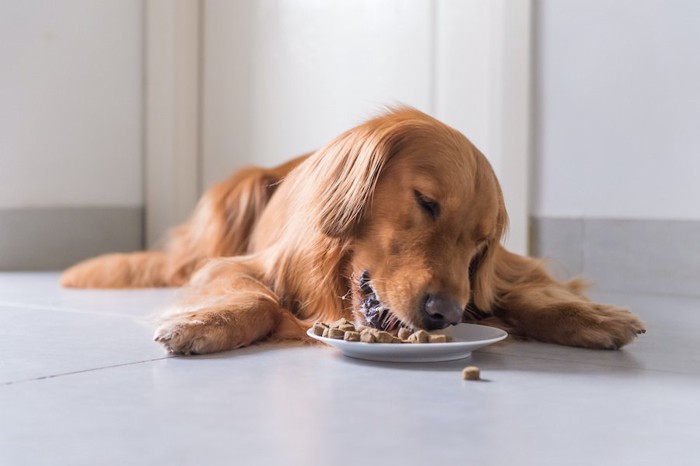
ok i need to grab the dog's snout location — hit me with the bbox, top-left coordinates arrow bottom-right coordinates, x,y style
421,294 -> 463,330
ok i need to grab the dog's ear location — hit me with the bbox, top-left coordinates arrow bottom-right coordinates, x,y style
301,118 -> 405,238
469,196 -> 508,311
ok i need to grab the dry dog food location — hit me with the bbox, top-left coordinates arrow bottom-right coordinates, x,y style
429,334 -> 448,343
360,332 -> 376,343
407,330 -> 430,343
314,319 -> 453,344
397,327 -> 412,340
327,328 -> 345,339
462,366 -> 481,381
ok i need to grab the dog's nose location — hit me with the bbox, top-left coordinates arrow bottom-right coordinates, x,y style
421,294 -> 463,330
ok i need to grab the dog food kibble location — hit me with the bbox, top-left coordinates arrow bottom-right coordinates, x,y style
331,318 -> 349,328
375,331 -> 395,343
315,319 -> 452,344
360,331 -> 377,343
327,328 -> 346,339
429,334 -> 448,343
407,330 -> 430,343
462,366 -> 481,381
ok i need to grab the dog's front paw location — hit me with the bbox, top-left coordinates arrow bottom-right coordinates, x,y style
571,304 -> 646,350
154,318 -> 236,355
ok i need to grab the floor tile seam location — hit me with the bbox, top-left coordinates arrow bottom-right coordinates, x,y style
0,356 -> 172,387
0,300 -> 149,320
475,348 -> 700,377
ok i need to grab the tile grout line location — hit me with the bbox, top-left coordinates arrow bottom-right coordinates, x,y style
0,300 -> 164,321
0,356 -> 173,387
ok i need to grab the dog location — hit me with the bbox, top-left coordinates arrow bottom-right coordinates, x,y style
61,107 -> 645,354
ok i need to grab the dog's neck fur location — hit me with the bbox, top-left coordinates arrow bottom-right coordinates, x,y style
259,233 -> 353,324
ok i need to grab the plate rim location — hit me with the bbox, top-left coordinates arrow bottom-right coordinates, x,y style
306,323 -> 508,349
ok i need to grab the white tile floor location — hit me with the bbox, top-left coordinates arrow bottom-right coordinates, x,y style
1,273 -> 699,466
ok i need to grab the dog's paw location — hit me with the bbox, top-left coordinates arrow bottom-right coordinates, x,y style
154,318 -> 235,355
569,304 -> 646,350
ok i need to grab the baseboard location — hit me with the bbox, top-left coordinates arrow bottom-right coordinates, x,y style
3,210 -> 697,295
531,217 -> 700,297
0,206 -> 143,271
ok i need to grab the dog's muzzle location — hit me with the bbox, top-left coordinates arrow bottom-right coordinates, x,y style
358,271 -> 464,332
421,293 -> 463,330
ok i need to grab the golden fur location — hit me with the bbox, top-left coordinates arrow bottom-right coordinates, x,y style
62,108 -> 645,354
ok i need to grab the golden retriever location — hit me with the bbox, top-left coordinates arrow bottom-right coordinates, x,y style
61,107 -> 645,354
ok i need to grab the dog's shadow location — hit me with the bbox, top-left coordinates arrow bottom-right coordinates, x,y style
173,339 -> 646,376
329,340 -> 647,375
336,354 -> 478,372
338,352 -> 646,379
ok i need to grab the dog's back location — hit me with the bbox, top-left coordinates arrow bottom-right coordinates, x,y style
61,154 -> 308,288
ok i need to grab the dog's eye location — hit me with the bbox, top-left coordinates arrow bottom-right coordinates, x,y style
414,190 -> 440,219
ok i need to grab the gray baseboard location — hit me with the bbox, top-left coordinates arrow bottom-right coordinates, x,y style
531,217 -> 700,297
0,206 -> 143,271
3,209 -> 698,295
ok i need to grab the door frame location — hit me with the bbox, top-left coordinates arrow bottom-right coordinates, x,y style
144,0 -> 202,246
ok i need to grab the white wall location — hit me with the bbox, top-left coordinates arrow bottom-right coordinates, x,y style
534,0 -> 700,220
202,0 -> 531,253
202,0 -> 434,185
0,0 -> 143,209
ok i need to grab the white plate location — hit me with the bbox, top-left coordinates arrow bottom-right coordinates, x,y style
307,323 -> 507,363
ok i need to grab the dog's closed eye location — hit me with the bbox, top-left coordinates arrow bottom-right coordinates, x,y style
474,236 -> 490,247
414,190 -> 440,219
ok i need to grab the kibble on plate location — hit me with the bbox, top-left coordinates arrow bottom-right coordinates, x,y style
397,327 -> 412,340
360,331 -> 376,343
327,328 -> 345,339
312,322 -> 327,336
375,330 -> 395,343
314,320 -> 452,345
407,330 -> 430,343
331,318 -> 350,328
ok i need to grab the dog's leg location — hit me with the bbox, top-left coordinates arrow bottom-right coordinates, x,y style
488,248 -> 646,349
153,257 -> 306,355
61,252 -> 172,288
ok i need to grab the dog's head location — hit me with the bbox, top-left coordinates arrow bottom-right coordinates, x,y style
305,107 -> 507,331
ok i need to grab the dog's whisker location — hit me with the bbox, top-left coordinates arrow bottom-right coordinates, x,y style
339,288 -> 353,301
